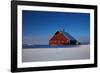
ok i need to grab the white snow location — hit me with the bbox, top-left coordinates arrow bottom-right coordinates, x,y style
22,45 -> 90,62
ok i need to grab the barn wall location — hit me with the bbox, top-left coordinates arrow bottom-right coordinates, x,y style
49,32 -> 70,45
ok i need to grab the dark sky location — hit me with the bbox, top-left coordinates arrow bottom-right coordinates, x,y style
22,10 -> 90,45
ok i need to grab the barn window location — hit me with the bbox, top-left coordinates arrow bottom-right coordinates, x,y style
58,40 -> 60,43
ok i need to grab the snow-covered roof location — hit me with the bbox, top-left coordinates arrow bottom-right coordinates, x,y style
60,31 -> 76,41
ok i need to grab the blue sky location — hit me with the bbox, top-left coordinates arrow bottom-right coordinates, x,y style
22,10 -> 90,45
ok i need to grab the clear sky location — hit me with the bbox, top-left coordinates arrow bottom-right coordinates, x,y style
22,10 -> 90,45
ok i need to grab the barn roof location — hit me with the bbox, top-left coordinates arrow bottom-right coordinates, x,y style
60,31 -> 76,41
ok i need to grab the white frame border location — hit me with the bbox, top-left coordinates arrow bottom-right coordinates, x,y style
17,5 -> 94,68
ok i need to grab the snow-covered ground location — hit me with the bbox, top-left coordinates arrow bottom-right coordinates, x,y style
22,45 -> 90,62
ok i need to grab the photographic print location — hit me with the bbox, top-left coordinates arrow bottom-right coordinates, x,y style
11,1 -> 97,72
22,10 -> 90,62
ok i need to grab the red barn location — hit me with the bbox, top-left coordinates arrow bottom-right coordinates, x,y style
49,31 -> 79,46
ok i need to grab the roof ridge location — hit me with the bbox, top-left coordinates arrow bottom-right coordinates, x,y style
59,31 -> 76,40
